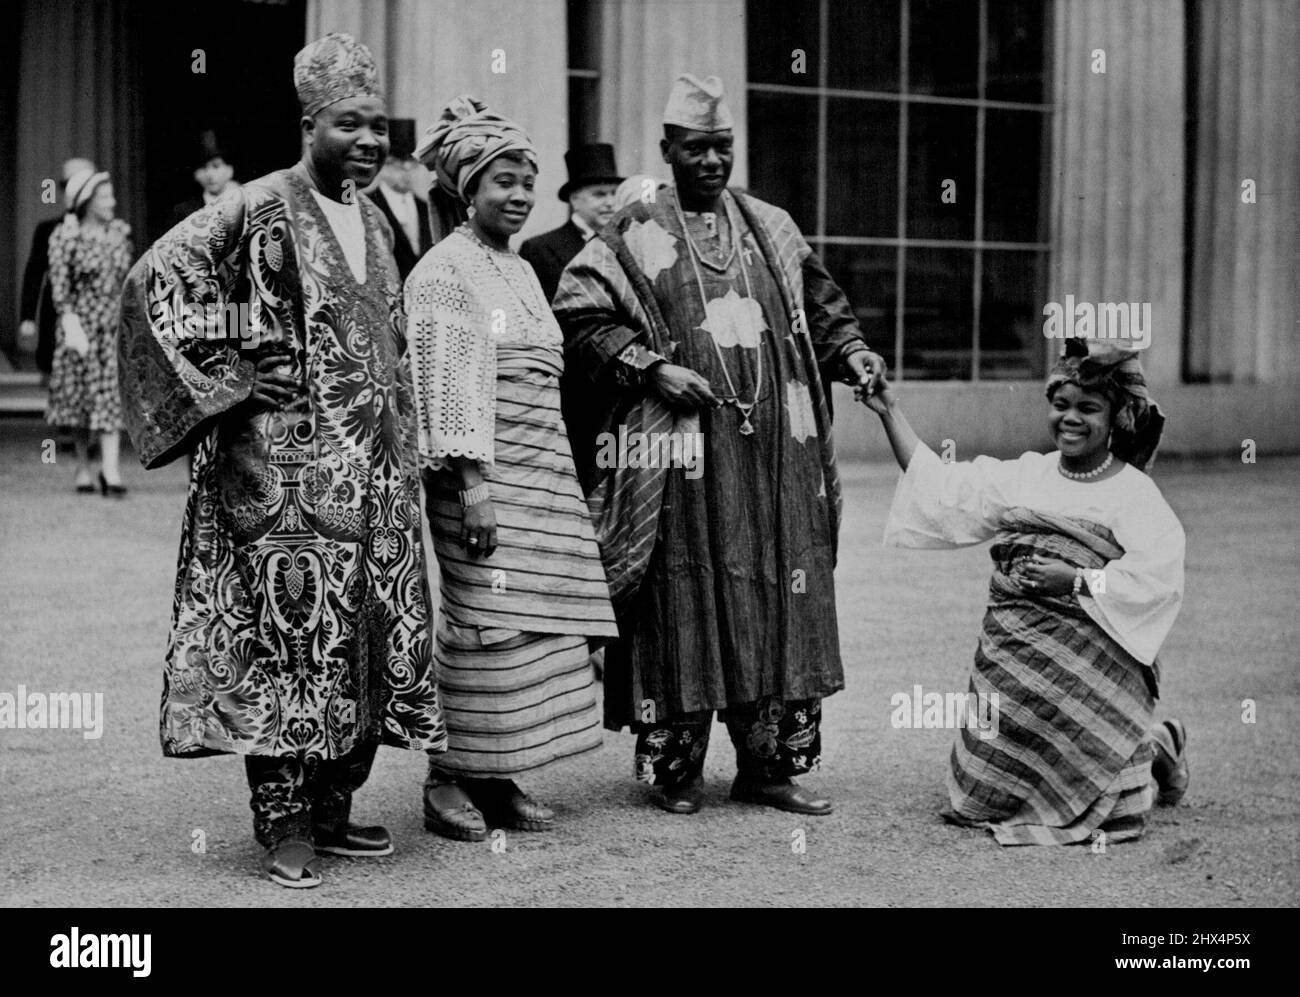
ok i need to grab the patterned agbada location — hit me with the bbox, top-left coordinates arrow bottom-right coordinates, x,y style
117,163 -> 446,761
884,445 -> 1186,844
553,186 -> 869,731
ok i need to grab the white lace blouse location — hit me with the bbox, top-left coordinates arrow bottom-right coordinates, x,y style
404,226 -> 563,471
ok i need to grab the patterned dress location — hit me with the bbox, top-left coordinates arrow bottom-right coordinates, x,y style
884,446 -> 1186,844
405,224 -> 618,777
46,218 -> 132,431
117,165 -> 445,762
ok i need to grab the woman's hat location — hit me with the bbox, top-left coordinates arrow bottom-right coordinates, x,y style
558,143 -> 623,201
65,168 -> 110,212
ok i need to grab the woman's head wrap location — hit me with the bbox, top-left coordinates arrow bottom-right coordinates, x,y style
1045,343 -> 1167,472
415,95 -> 537,204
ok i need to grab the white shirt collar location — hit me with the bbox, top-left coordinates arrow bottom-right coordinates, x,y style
571,213 -> 596,240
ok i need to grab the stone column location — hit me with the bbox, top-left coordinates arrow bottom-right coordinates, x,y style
598,0 -> 748,185
1049,0 -> 1186,385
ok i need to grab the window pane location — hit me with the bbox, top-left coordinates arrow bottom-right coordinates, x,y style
979,249 -> 1049,379
747,0 -> 820,87
903,247 -> 973,379
986,0 -> 1049,103
983,109 -> 1049,243
568,76 -> 599,150
567,0 -> 601,71
827,0 -> 901,92
748,91 -> 819,234
826,97 -> 898,237
820,244 -> 898,372
906,103 -> 976,241
909,0 -> 979,99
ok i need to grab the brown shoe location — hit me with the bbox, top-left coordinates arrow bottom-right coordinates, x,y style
730,775 -> 833,816
654,774 -> 704,814
423,780 -> 488,841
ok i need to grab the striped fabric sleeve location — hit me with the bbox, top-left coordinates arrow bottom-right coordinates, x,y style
552,235 -> 656,384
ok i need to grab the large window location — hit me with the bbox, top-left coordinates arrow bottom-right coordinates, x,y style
567,0 -> 603,150
747,0 -> 1053,380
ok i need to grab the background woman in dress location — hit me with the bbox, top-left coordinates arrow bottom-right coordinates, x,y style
863,345 -> 1190,845
46,168 -> 133,495
406,96 -> 618,841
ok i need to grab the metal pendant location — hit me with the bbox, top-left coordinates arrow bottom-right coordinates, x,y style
739,417 -> 755,436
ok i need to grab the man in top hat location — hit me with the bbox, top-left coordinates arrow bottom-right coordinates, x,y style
520,143 -> 623,490
554,74 -> 885,817
118,32 -> 445,889
367,118 -> 432,280
169,131 -> 239,229
521,142 -> 623,303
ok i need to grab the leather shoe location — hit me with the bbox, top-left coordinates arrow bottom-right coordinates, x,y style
262,837 -> 322,889
312,822 -> 393,857
423,781 -> 488,841
467,778 -> 555,832
654,774 -> 704,814
730,775 -> 833,816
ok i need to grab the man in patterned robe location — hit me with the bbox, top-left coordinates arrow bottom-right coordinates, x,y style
117,33 -> 445,888
553,75 -> 886,816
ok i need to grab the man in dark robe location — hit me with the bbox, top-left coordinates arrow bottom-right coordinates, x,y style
554,74 -> 885,817
117,32 -> 445,889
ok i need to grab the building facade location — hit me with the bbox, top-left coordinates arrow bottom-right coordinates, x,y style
4,0 -> 1297,457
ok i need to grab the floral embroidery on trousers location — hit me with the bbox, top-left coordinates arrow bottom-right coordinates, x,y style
244,740 -> 379,847
632,697 -> 822,786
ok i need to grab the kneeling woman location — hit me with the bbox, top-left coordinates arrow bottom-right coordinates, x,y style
864,347 -> 1189,845
406,97 -> 618,840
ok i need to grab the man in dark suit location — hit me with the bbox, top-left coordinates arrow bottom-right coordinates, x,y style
169,131 -> 239,230
367,118 -> 431,281
520,143 -> 623,494
520,143 -> 623,303
18,157 -> 95,378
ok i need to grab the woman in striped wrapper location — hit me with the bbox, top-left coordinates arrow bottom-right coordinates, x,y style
405,96 -> 618,841
862,345 -> 1190,846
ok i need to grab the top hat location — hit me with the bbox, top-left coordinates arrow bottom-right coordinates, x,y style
558,143 -> 622,200
388,118 -> 418,161
191,130 -> 228,171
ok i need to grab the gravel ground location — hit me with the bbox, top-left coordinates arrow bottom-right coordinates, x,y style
1,417 -> 1296,907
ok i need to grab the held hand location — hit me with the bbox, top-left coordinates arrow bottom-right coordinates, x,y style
247,355 -> 298,410
649,363 -> 719,410
1020,555 -> 1077,596
856,374 -> 896,416
844,349 -> 886,396
461,500 -> 498,558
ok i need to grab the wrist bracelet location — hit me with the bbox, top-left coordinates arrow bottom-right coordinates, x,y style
1072,567 -> 1085,597
459,484 -> 490,507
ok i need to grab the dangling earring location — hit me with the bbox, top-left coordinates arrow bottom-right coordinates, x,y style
466,204 -> 477,219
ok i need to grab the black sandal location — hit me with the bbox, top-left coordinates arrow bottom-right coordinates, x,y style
262,837 -> 322,889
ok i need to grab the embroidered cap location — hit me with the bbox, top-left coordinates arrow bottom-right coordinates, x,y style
293,32 -> 384,118
663,74 -> 734,133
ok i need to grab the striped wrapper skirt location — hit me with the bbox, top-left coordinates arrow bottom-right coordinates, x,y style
946,508 -> 1159,846
425,347 -> 619,776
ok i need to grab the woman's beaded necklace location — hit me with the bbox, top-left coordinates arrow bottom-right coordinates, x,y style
1058,451 -> 1114,480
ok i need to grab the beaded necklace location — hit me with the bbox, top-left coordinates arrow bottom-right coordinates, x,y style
672,191 -> 764,435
